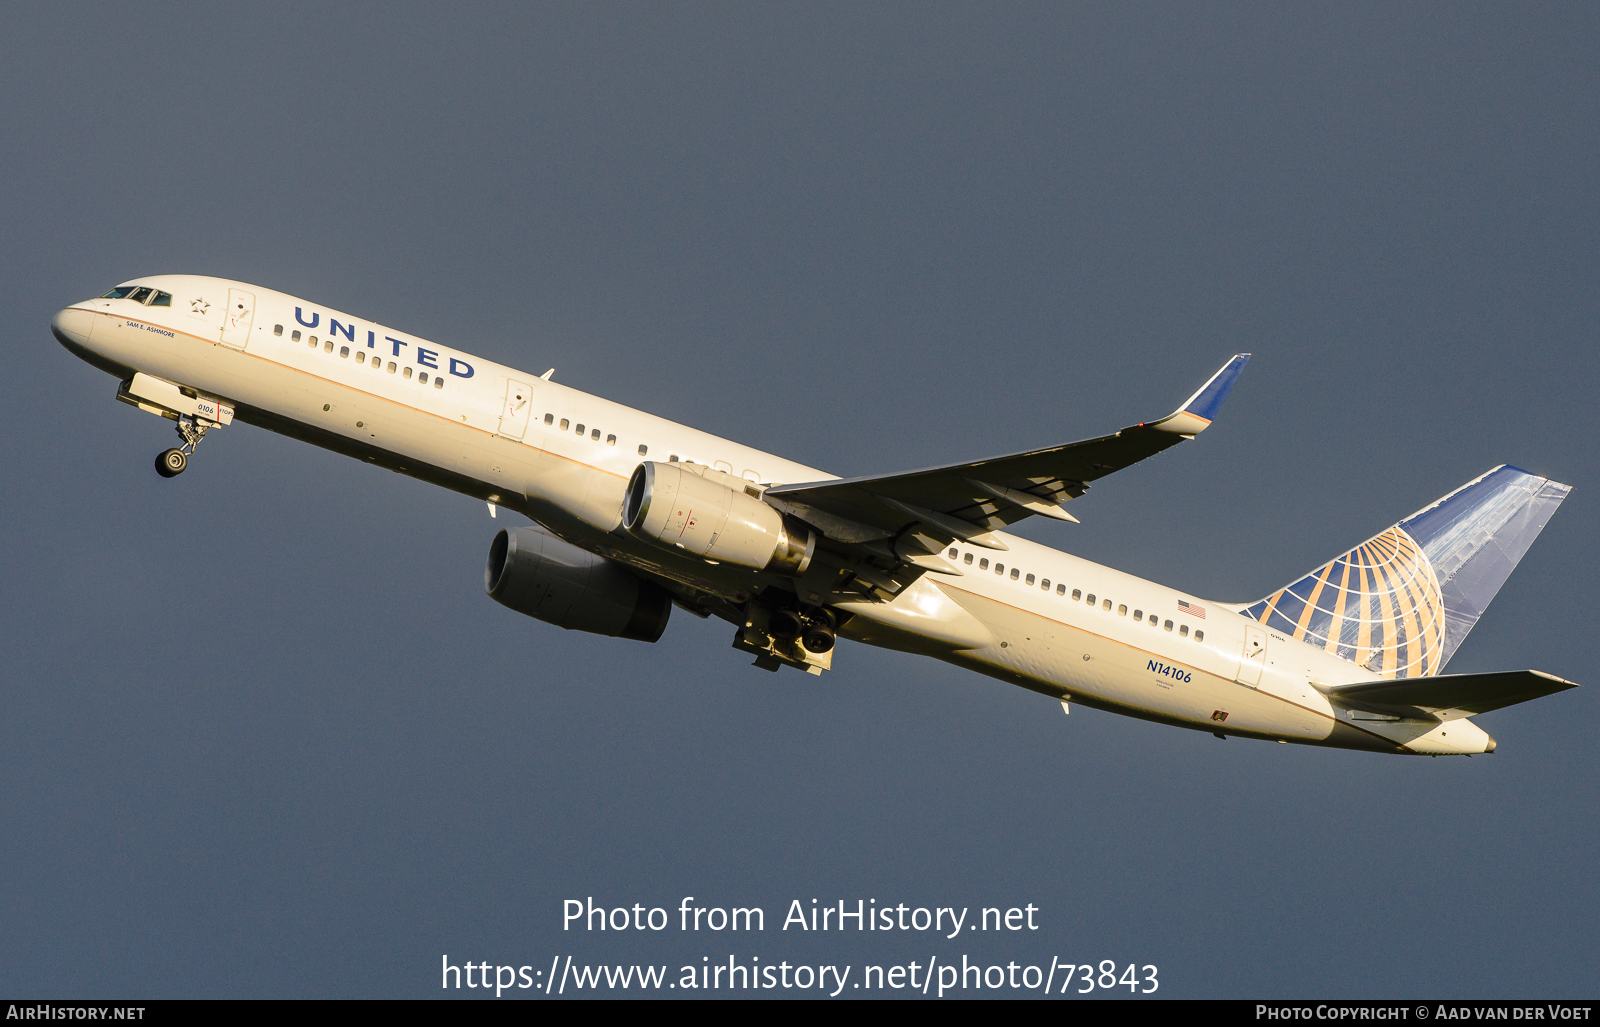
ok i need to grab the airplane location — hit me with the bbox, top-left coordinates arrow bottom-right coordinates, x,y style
52,275 -> 1578,756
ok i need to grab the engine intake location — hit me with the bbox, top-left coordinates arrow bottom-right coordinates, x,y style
623,462 -> 814,575
485,526 -> 671,642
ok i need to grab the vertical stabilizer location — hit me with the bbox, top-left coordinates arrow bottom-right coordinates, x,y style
1242,466 -> 1570,677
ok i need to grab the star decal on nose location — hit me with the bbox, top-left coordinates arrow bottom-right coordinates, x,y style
191,297 -> 210,314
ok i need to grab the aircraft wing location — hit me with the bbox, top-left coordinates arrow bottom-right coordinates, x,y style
766,354 -> 1250,549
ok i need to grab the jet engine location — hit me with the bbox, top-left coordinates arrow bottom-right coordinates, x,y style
485,526 -> 671,642
622,462 -> 815,574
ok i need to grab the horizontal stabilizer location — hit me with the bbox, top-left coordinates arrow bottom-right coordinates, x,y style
1326,669 -> 1578,720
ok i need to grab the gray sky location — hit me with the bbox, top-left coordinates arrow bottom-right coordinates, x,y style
2,2 -> 1595,998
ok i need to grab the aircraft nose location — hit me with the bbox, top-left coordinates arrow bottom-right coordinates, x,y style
51,306 -> 95,348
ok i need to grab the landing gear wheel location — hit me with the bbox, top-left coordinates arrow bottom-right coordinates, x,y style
768,609 -> 805,641
156,448 -> 188,477
802,624 -> 836,654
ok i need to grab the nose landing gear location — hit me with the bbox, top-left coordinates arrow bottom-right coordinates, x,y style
156,448 -> 187,477
153,414 -> 213,478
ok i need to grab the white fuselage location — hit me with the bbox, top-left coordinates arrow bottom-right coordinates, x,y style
53,275 -> 1491,755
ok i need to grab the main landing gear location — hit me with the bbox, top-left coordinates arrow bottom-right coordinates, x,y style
154,414 -> 212,478
768,606 -> 837,654
735,601 -> 843,675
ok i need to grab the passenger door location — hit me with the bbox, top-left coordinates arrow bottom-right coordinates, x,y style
220,288 -> 255,349
498,379 -> 533,440
1236,625 -> 1267,687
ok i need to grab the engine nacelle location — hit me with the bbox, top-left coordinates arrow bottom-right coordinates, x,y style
622,461 -> 815,574
485,526 -> 671,642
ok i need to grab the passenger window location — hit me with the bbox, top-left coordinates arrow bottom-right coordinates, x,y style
1026,574 -> 1035,585
434,377 -> 444,389
1179,625 -> 1189,637
151,291 -> 171,306
638,444 -> 648,455
1056,584 -> 1065,595
1133,610 -> 1143,621
1103,599 -> 1112,611
1072,589 -> 1081,600
273,324 -> 283,336
545,414 -> 554,425
387,362 -> 397,373
1118,605 -> 1127,616
325,341 -> 334,353
340,346 -> 349,358
355,351 -> 366,364
560,419 -> 569,430
592,429 -> 601,441
964,553 -> 974,565
403,367 -> 413,378
1086,594 -> 1096,605
606,434 -> 616,446
1010,568 -> 1020,580
1040,578 -> 1049,590
1195,630 -> 1204,642
948,548 -> 958,559
995,563 -> 1005,575
372,358 -> 382,370
979,559 -> 989,570
292,330 -> 301,342
1164,620 -> 1173,631
575,423 -> 585,435
419,372 -> 428,383
669,455 -> 679,462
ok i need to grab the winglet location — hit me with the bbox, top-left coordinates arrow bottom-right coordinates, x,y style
1150,353 -> 1250,435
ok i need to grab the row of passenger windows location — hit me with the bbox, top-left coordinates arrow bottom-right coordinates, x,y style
948,548 -> 1204,641
101,286 -> 172,306
543,412 -> 617,447
274,325 -> 445,389
539,412 -> 765,483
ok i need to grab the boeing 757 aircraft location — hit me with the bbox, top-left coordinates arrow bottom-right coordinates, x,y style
52,276 -> 1578,755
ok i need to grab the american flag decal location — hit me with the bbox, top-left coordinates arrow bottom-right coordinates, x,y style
1178,600 -> 1206,620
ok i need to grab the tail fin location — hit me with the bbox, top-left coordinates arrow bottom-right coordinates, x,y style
1242,466 -> 1571,678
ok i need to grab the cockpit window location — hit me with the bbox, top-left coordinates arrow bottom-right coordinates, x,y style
99,286 -> 172,306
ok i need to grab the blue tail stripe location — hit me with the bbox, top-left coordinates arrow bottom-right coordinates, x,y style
1399,466 -> 1572,666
